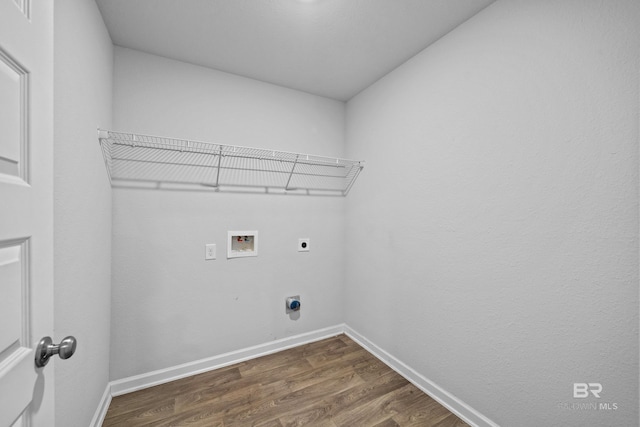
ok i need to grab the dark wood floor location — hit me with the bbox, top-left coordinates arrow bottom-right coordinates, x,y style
103,334 -> 468,426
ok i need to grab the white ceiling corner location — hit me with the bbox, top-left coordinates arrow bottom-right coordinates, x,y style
95,0 -> 495,101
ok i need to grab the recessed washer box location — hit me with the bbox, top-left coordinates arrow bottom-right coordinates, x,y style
227,231 -> 258,258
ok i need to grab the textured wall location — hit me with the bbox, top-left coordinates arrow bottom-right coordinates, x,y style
345,0 -> 639,425
53,0 -> 113,426
110,47 -> 346,380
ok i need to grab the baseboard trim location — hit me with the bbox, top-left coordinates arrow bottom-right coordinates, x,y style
109,324 -> 345,397
343,325 -> 498,427
89,382 -> 112,427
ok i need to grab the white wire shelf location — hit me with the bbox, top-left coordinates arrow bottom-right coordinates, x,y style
97,129 -> 364,196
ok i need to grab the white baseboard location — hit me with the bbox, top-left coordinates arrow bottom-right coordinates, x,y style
105,324 -> 496,427
109,324 -> 345,396
89,383 -> 112,427
343,325 -> 498,427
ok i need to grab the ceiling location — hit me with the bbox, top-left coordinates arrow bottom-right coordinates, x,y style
96,0 -> 495,101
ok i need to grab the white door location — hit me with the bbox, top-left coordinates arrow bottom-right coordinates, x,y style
0,0 -> 55,426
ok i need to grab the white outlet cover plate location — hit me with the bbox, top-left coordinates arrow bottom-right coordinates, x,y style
298,238 -> 310,252
205,244 -> 216,260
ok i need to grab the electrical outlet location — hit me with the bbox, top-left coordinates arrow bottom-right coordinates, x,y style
205,244 -> 216,260
298,238 -> 310,252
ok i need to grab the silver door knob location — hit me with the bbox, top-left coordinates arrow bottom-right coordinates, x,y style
35,336 -> 77,368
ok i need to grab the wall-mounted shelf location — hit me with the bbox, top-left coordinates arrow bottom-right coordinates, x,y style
98,129 -> 364,196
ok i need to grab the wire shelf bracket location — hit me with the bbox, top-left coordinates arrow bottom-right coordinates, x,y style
97,129 -> 364,196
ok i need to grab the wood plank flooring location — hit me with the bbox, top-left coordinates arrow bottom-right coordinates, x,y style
103,335 -> 468,426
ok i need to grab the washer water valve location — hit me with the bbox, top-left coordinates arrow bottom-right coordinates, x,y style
286,296 -> 301,312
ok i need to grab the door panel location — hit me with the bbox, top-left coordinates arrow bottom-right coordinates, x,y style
0,240 -> 36,427
0,49 -> 26,179
0,242 -> 26,351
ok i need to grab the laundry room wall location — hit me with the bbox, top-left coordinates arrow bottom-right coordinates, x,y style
109,47 -> 346,380
53,0 -> 113,426
345,0 -> 639,426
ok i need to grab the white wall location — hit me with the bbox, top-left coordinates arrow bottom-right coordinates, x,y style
53,1 -> 113,426
110,47 -> 346,380
345,1 -> 639,426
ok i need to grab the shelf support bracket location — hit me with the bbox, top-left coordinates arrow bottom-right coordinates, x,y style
214,146 -> 222,187
285,155 -> 299,190
343,163 -> 363,196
